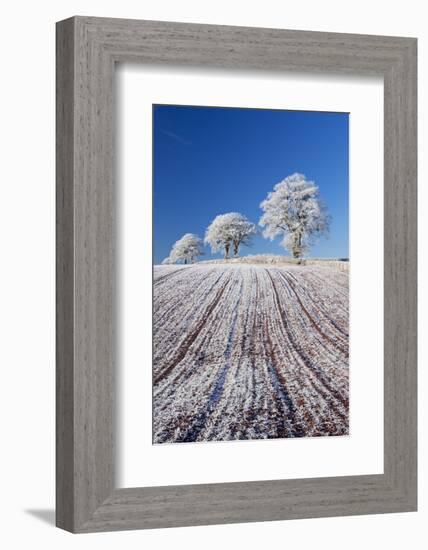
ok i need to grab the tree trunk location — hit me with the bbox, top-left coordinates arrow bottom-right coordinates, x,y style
184,258 -> 187,264
224,243 -> 230,259
292,232 -> 302,259
233,240 -> 239,257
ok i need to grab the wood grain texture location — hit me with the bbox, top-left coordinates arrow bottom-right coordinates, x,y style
56,18 -> 75,531
56,16 -> 417,533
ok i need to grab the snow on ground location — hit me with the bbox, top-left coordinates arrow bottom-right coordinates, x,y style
153,263 -> 349,444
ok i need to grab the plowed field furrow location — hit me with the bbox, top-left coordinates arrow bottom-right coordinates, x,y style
152,263 -> 349,443
278,270 -> 349,343
272,270 -> 348,360
152,270 -> 230,374
262,270 -> 348,434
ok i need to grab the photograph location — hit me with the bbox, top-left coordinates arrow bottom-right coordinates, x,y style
152,104 -> 349,444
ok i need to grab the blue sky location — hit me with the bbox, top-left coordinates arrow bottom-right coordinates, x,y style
153,104 -> 349,264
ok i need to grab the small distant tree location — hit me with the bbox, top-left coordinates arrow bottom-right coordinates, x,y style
165,233 -> 204,264
259,173 -> 330,259
205,212 -> 256,259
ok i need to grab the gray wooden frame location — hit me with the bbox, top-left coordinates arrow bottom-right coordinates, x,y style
56,16 -> 417,533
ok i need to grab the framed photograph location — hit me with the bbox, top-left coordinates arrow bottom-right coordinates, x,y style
56,16 -> 417,532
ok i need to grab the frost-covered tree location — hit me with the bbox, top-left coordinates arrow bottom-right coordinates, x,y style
204,214 -> 232,259
228,213 -> 257,256
205,212 -> 256,259
164,233 -> 204,264
259,173 -> 330,259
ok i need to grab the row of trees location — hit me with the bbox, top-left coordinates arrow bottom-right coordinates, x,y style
162,173 -> 330,264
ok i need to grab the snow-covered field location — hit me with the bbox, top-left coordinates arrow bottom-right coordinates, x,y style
153,263 -> 349,444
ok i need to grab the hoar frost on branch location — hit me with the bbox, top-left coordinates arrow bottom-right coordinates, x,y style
163,233 -> 204,264
204,212 -> 257,259
259,173 -> 330,259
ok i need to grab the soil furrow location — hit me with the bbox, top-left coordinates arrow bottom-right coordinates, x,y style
152,263 -> 349,443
